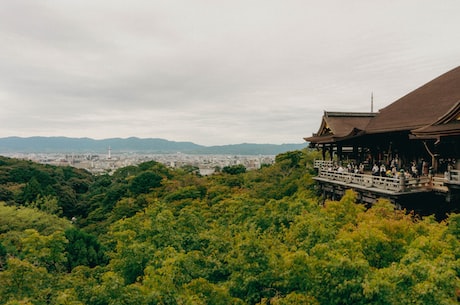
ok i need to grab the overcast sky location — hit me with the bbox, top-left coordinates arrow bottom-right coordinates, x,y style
1,0 -> 460,145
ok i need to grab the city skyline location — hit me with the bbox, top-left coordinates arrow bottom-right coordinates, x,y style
1,1 -> 460,145
3,151 -> 276,176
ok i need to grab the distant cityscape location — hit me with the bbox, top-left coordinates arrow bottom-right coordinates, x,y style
1,151 -> 275,176
0,137 -> 307,175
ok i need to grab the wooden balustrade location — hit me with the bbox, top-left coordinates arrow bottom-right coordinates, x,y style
313,160 -> 460,193
317,168 -> 431,193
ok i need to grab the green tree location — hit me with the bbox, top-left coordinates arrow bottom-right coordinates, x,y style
110,197 -> 143,222
222,164 -> 247,175
0,241 -> 7,271
226,229 -> 283,304
261,292 -> 319,305
163,185 -> 203,203
322,189 -> 365,228
339,199 -> 416,268
362,216 -> 460,304
20,229 -> 68,272
0,185 -> 14,203
20,177 -> 43,203
28,195 -> 62,216
109,228 -> 153,284
65,228 -> 108,271
304,243 -> 370,305
129,171 -> 162,195
0,202 -> 71,235
140,247 -> 187,304
275,150 -> 303,169
184,278 -> 244,305
0,257 -> 52,304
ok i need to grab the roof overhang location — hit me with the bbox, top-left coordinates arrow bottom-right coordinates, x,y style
305,128 -> 366,145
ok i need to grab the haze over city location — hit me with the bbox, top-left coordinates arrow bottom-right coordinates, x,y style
1,0 -> 460,145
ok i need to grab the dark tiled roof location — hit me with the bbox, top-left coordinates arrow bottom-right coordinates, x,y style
324,112 -> 376,137
411,100 -> 460,138
365,66 -> 460,134
304,112 -> 375,143
412,122 -> 460,138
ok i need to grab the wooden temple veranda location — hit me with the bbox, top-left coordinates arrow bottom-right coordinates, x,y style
305,66 -> 460,215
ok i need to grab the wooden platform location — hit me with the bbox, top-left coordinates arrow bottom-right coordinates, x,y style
312,160 -> 460,215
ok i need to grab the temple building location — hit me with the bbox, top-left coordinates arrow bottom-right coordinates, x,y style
305,66 -> 460,214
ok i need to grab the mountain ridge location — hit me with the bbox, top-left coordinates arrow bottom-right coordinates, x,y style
0,136 -> 307,155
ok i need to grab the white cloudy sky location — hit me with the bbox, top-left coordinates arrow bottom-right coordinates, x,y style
1,0 -> 460,145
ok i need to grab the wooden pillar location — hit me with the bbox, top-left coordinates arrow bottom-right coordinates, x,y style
337,145 -> 343,162
399,173 -> 406,192
422,141 -> 439,172
353,145 -> 358,161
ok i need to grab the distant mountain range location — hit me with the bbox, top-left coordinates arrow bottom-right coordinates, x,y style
0,137 -> 307,155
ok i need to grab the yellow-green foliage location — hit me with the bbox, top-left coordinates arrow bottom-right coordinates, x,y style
0,202 -> 71,235
1,151 -> 460,305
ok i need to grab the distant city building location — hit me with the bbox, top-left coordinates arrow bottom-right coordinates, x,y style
4,152 -> 275,176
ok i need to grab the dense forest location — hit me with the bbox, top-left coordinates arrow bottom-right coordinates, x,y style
1,150 -> 460,305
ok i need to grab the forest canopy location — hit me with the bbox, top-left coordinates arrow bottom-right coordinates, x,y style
0,152 -> 460,305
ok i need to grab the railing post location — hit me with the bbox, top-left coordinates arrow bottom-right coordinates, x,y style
399,174 -> 406,192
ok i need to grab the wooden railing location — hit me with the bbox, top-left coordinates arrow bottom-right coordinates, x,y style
317,169 -> 430,193
429,170 -> 460,191
313,160 -> 460,192
432,177 -> 447,190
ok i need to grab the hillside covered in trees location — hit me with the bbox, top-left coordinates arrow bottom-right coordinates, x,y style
1,150 -> 460,304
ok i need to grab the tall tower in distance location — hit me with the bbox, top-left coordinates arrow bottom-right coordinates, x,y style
108,146 -> 112,160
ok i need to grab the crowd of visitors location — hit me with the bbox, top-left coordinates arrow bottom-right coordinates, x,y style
327,157 -> 434,180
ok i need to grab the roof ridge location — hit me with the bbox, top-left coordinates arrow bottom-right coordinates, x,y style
325,111 -> 377,117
